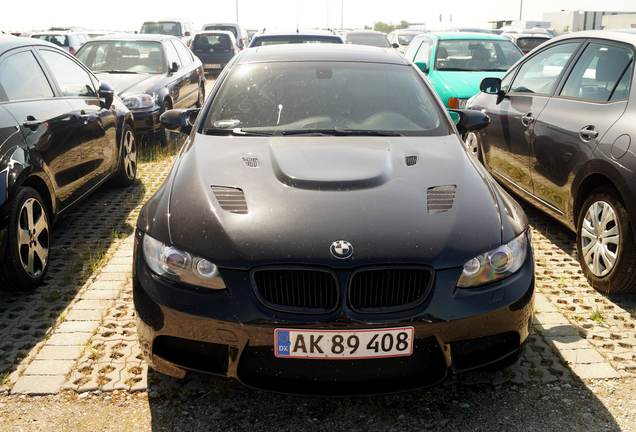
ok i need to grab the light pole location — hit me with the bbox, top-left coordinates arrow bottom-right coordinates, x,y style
341,0 -> 344,29
236,0 -> 239,23
519,0 -> 523,20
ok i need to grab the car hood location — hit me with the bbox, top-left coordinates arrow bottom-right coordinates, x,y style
153,134 -> 517,270
94,72 -> 163,97
431,70 -> 505,102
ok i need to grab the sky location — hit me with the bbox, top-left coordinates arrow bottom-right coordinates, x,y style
2,0 -> 636,33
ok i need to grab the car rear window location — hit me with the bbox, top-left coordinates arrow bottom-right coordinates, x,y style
435,39 -> 522,72
516,37 -> 549,52
251,35 -> 343,47
141,22 -> 182,37
32,34 -> 69,47
204,26 -> 238,38
193,34 -> 233,51
77,41 -> 165,74
204,61 -> 448,136
345,33 -> 390,48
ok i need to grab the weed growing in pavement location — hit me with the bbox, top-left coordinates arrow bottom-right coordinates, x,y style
138,133 -> 182,163
83,242 -> 109,276
0,370 -> 11,387
591,309 -> 605,324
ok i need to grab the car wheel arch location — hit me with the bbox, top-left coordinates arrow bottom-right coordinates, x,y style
572,170 -> 629,231
14,173 -> 55,217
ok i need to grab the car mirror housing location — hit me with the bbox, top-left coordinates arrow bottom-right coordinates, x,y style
391,42 -> 400,49
449,109 -> 491,135
480,77 -> 503,95
170,62 -> 180,74
160,108 -> 200,135
415,61 -> 429,74
98,81 -> 115,108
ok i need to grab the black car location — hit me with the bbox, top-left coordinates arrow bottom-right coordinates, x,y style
467,31 -> 636,294
248,32 -> 343,48
0,36 -> 136,290
76,34 -> 205,144
133,45 -> 534,394
191,31 -> 238,73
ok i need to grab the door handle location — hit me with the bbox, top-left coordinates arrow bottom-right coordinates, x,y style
579,125 -> 599,141
520,113 -> 535,128
23,115 -> 43,130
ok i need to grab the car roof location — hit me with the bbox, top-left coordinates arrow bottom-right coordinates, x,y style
254,32 -> 341,38
203,23 -> 240,28
88,33 -> 176,42
0,35 -> 62,54
346,30 -> 387,35
196,30 -> 235,37
430,32 -> 511,41
550,30 -> 636,46
31,31 -> 85,36
238,44 -> 408,65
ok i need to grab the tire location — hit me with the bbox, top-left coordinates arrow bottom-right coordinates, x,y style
113,123 -> 137,187
576,187 -> 636,294
1,187 -> 51,291
464,132 -> 483,162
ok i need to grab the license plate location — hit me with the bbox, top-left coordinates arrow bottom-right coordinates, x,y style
205,63 -> 222,69
274,327 -> 414,359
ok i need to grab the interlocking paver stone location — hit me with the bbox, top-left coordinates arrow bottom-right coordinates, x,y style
47,332 -> 92,346
24,359 -> 75,375
36,345 -> 83,360
12,375 -> 66,395
66,309 -> 105,321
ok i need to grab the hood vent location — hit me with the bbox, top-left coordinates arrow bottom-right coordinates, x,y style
241,154 -> 260,168
427,185 -> 457,214
405,155 -> 418,166
211,186 -> 248,214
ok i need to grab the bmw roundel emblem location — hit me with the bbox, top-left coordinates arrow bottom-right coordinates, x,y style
330,240 -> 353,259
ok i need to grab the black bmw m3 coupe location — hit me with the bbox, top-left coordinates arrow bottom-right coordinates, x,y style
133,44 -> 535,394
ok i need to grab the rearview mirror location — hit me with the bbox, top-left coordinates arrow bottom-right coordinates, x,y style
98,81 -> 114,108
448,109 -> 491,135
415,61 -> 429,74
160,108 -> 200,135
170,62 -> 180,73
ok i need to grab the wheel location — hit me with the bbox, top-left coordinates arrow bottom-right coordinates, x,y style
576,187 -> 636,294
464,132 -> 482,162
195,83 -> 205,108
159,99 -> 172,146
1,187 -> 51,291
113,124 -> 137,187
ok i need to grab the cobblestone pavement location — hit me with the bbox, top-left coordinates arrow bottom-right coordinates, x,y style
1,131 -> 635,394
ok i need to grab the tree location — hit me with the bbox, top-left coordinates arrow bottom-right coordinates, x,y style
372,20 -> 410,33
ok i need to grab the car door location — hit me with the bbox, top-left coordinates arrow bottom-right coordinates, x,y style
36,48 -> 118,196
163,40 -> 187,108
483,41 -> 582,194
171,39 -> 200,107
0,47 -> 83,207
531,40 -> 634,215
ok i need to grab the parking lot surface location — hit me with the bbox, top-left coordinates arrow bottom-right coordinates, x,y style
1,77 -> 636,428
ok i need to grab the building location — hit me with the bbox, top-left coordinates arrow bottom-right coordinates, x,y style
543,10 -> 636,34
603,13 -> 636,30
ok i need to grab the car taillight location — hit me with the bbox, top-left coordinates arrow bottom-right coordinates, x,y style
448,97 -> 460,109
69,47 -> 76,56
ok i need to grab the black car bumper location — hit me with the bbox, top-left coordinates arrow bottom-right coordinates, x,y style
131,108 -> 162,137
133,234 -> 535,395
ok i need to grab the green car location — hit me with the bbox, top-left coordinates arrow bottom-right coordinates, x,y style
405,32 -> 523,108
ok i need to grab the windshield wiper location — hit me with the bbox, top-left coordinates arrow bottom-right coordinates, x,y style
278,129 -> 403,137
93,70 -> 140,74
203,128 -> 274,136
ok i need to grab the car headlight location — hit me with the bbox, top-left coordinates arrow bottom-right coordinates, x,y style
142,234 -> 226,290
457,231 -> 528,288
122,93 -> 157,110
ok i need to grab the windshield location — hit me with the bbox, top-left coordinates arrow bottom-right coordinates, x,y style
251,35 -> 342,47
516,37 -> 549,52
346,33 -> 390,48
32,34 -> 69,47
204,61 -> 448,136
397,33 -> 420,45
77,41 -> 165,74
141,22 -> 182,37
435,39 -> 522,71
204,25 -> 238,38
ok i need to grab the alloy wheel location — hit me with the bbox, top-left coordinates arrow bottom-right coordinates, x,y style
581,201 -> 620,277
465,132 -> 480,158
17,197 -> 49,278
123,129 -> 137,180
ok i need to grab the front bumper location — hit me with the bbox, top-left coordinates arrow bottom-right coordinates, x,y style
130,108 -> 162,136
133,235 -> 534,394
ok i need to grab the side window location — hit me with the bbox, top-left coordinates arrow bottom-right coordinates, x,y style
0,51 -> 54,101
501,66 -> 518,92
404,38 -> 423,61
39,50 -> 96,97
510,42 -> 580,95
172,40 -> 193,65
560,43 -> 634,102
164,41 -> 181,68
414,40 -> 432,64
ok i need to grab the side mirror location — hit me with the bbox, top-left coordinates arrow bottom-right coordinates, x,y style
480,77 -> 502,95
449,109 -> 491,135
98,81 -> 114,108
185,31 -> 191,36
170,62 -> 180,74
391,42 -> 400,49
160,108 -> 200,135
415,61 -> 429,74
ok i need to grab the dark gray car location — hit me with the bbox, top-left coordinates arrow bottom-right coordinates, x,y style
467,30 -> 636,294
